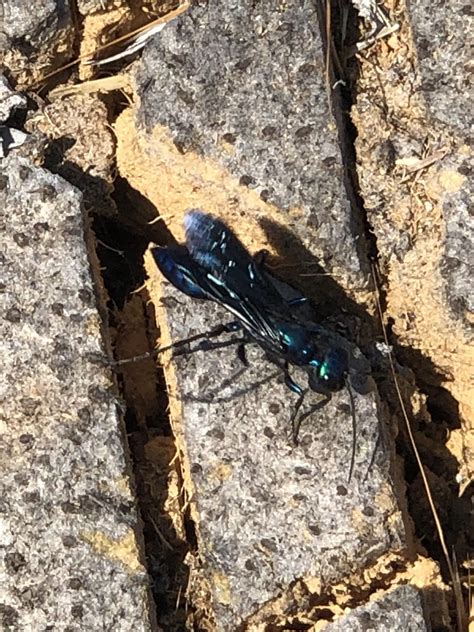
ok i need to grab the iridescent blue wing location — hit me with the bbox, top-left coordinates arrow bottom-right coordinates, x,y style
184,210 -> 288,309
151,246 -> 209,300
183,210 -> 298,344
151,238 -> 279,343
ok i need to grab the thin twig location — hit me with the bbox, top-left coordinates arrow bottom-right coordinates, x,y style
371,262 -> 466,631
28,2 -> 190,89
149,515 -> 174,551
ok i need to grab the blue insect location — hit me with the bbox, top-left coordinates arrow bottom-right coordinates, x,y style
151,210 -> 359,470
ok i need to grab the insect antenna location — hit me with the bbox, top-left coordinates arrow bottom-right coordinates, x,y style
345,377 -> 357,484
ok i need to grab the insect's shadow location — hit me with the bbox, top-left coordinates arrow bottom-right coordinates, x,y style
182,365 -> 281,404
259,217 -> 461,431
258,216 -> 371,332
258,216 -> 469,565
171,334 -> 286,404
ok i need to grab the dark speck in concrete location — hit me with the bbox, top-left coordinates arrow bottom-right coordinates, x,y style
71,605 -> 84,619
13,232 -> 30,247
269,403 -> 280,415
20,397 -> 40,416
222,133 -> 236,144
239,174 -> 256,187
22,492 -> 40,504
18,165 -> 30,180
51,302 -> 65,315
5,552 -> 27,572
261,126 -> 278,139
5,307 -> 22,322
295,125 -> 313,138
68,577 -> 82,590
245,559 -> 257,571
62,535 -> 77,548
260,538 -> 278,553
33,222 -> 50,235
19,433 -> 35,445
87,385 -> 111,403
263,427 -> 274,438
294,466 -> 311,476
0,604 -> 19,626
77,407 -> 91,422
78,288 -> 93,305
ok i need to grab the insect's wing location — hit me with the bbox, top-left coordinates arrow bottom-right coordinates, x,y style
151,241 -> 276,343
184,211 -> 289,342
184,211 -> 286,307
151,246 -> 210,300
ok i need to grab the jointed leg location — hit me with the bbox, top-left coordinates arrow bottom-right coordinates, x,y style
292,393 -> 331,444
175,334 -> 247,356
282,362 -> 307,445
237,343 -> 249,367
115,320 -> 242,367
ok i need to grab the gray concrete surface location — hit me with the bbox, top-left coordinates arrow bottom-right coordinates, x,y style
352,0 -> 473,468
0,155 -> 154,631
136,0 -> 370,288
408,0 -> 474,316
152,276 -> 407,630
326,584 -> 429,631
135,1 -> 410,628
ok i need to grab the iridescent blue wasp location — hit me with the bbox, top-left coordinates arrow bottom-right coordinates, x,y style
151,210 -> 358,469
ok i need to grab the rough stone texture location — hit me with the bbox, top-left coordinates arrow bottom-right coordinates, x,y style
146,261 -> 407,630
408,0 -> 471,134
408,0 -> 474,316
352,0 -> 473,482
111,1 -> 413,628
0,155 -> 154,631
0,74 -> 28,158
76,0 -> 110,14
135,0 -> 370,289
325,584 -> 429,631
26,94 -> 116,215
0,75 -> 26,122
76,0 -> 177,16
0,0 -> 74,85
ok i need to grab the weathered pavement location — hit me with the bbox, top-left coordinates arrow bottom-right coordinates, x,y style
1,156 -> 154,631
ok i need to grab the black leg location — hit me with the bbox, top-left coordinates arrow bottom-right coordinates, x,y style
292,393 -> 332,445
176,335 -> 247,356
281,362 -> 307,446
237,343 -> 249,367
363,432 -> 380,483
114,320 -> 242,367
290,390 -> 307,446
